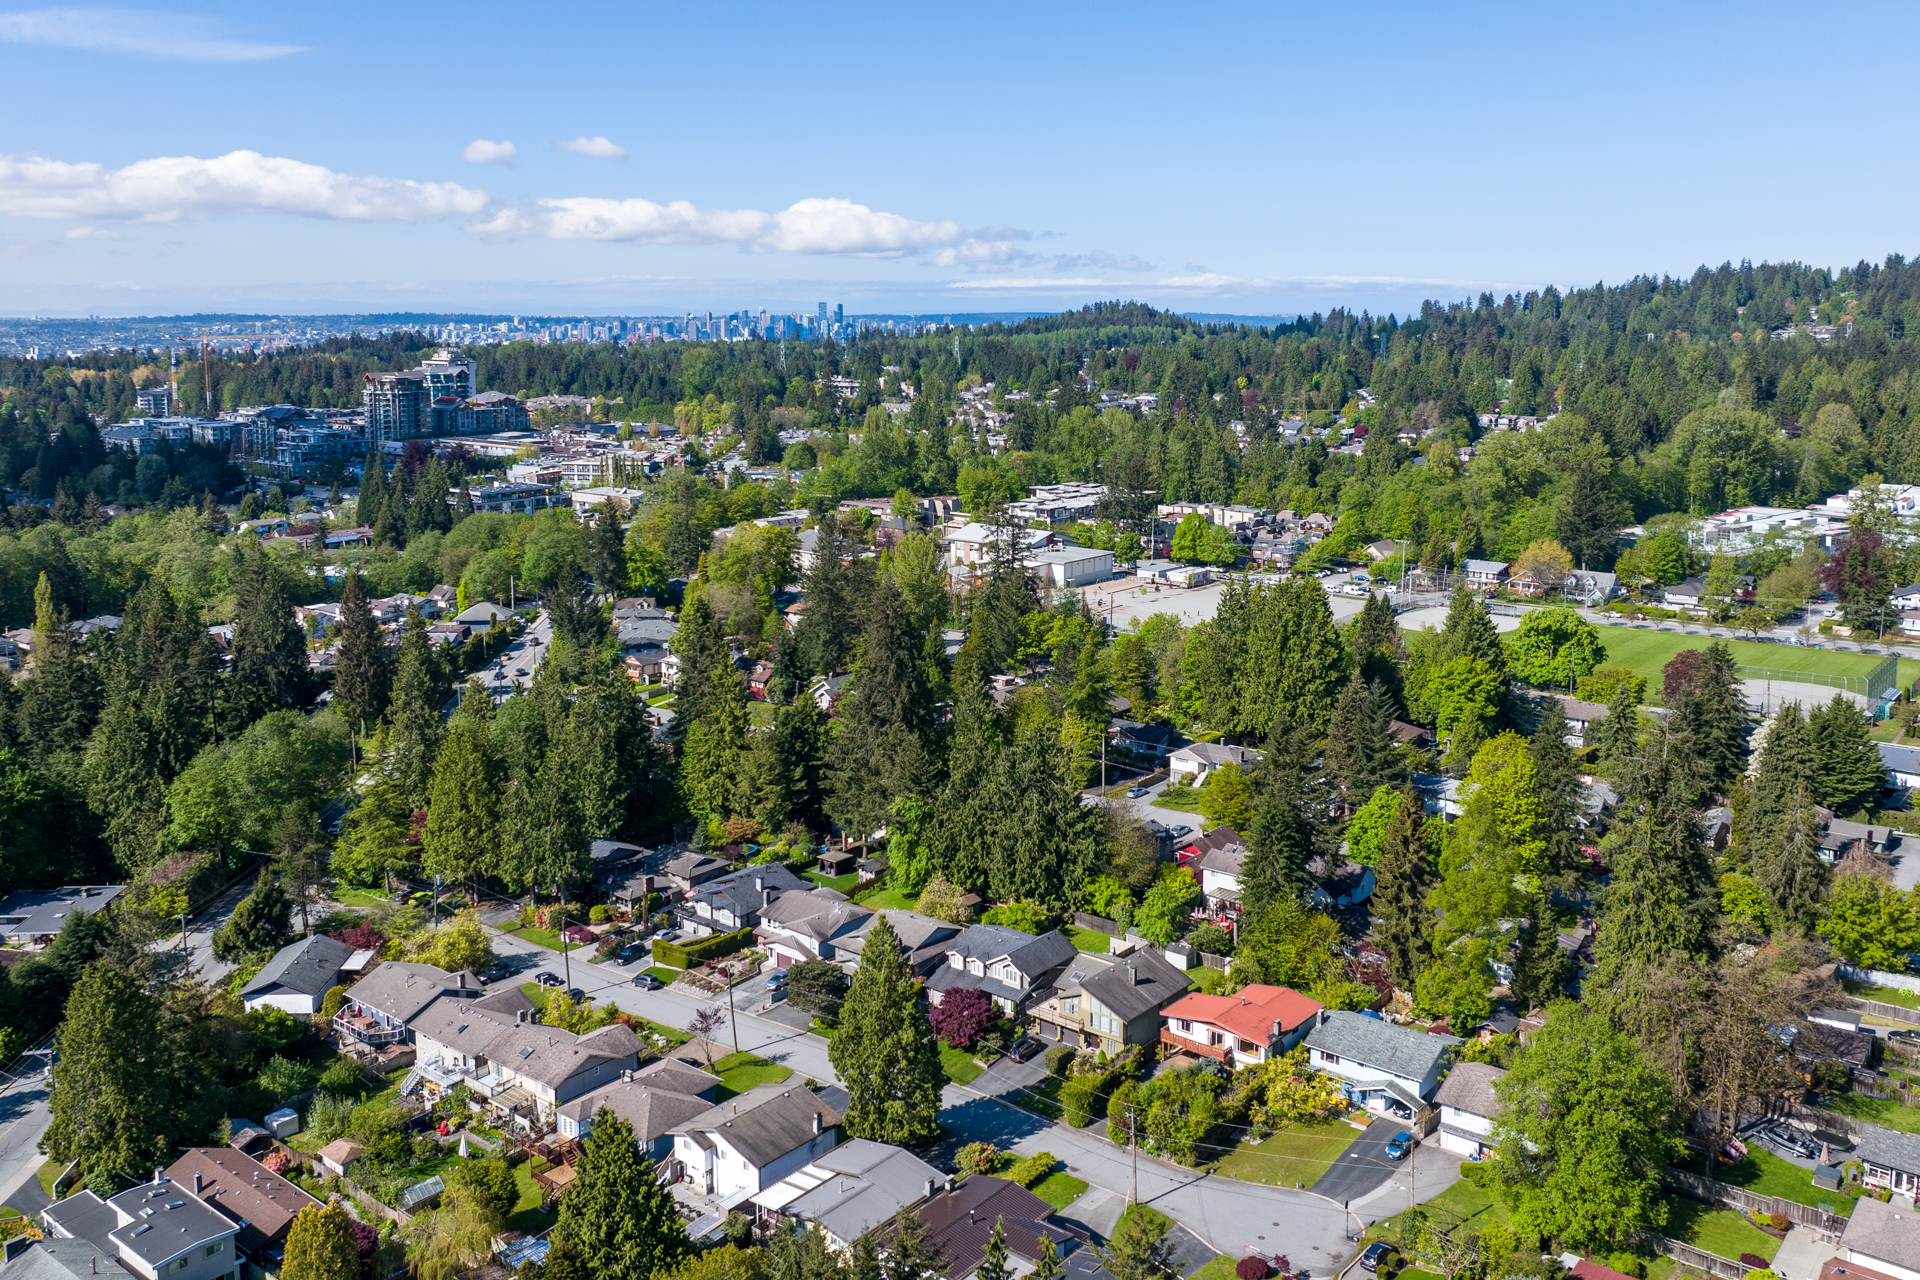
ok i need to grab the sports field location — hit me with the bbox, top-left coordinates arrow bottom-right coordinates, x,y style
1587,625 -> 1920,705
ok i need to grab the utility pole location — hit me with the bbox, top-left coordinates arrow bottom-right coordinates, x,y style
560,907 -> 572,993
1129,1104 -> 1138,1205
727,965 -> 741,1055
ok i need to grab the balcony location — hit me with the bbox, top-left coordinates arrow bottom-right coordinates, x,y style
334,1010 -> 404,1045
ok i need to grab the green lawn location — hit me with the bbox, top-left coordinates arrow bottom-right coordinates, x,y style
939,1041 -> 983,1085
1186,1257 -> 1240,1280
1066,926 -> 1112,953
36,1158 -> 63,1200
644,965 -> 682,985
1212,1116 -> 1359,1188
1152,784 -> 1206,814
502,925 -> 588,953
808,870 -> 861,893
1715,1146 -> 1855,1215
855,885 -> 917,911
1844,979 -> 1920,1009
1013,1075 -> 1067,1123
1661,1194 -> 1779,1263
506,1160 -> 558,1235
330,887 -> 393,911
712,1051 -> 793,1099
1821,1092 -> 1920,1134
1369,1172 -> 1508,1242
1029,1170 -> 1091,1210
1590,628 -> 1920,706
1117,1203 -> 1173,1238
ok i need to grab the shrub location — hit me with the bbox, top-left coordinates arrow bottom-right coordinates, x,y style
653,928 -> 753,970
956,1142 -> 1001,1177
1458,1161 -> 1491,1186
1237,1259 -> 1271,1280
1061,1077 -> 1100,1127
1606,1254 -> 1645,1279
1744,1271 -> 1775,1280
588,905 -> 611,923
930,989 -> 998,1050
306,1093 -> 355,1145
319,985 -> 350,1019
329,923 -> 387,953
918,875 -> 976,924
1738,1257 -> 1768,1272
1006,1152 -> 1058,1188
1769,1212 -> 1790,1232
257,1055 -> 314,1101
260,1150 -> 293,1174
981,900 -> 1050,934
786,959 -> 848,1016
1045,1046 -> 1078,1078
317,1058 -> 363,1097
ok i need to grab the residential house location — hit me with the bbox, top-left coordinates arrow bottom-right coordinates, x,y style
1794,1020 -> 1879,1074
239,935 -> 354,1014
1304,1010 -> 1462,1120
662,852 -> 734,891
1539,693 -> 1610,747
1880,742 -> 1920,793
1184,828 -> 1250,907
1158,984 -> 1322,1067
669,1085 -> 841,1202
841,911 -> 964,976
1463,559 -> 1509,589
1167,742 -> 1259,786
902,1175 -> 1083,1280
0,885 -> 124,950
1029,945 -> 1194,1056
1109,719 -> 1177,758
942,523 -> 1056,571
555,1058 -> 721,1155
1433,1061 -> 1505,1158
0,1237 -> 120,1280
452,602 -> 514,628
1663,574 -> 1755,614
751,1140 -> 942,1251
333,962 -> 483,1046
1836,1193 -> 1920,1280
409,992 -> 641,1128
676,865 -> 812,938
747,660 -> 775,699
1365,539 -> 1400,562
923,926 -> 1078,1016
810,673 -> 852,714
1857,1125 -> 1920,1197
1306,855 -> 1375,910
1563,570 -> 1619,605
1820,815 -> 1897,865
756,890 -> 873,969
39,1174 -> 241,1280
164,1149 -> 317,1280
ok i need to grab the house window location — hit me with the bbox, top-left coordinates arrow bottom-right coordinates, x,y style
169,1257 -> 192,1273
1175,1020 -> 1192,1034
1321,1052 -> 1341,1065
206,1242 -> 226,1258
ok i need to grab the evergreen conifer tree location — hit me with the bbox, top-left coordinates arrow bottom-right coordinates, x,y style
1594,680 -> 1641,765
1509,895 -> 1572,1009
1809,694 -> 1887,817
1324,674 -> 1396,807
1751,787 -> 1830,930
553,1109 -> 690,1280
1529,700 -> 1583,881
354,456 -> 385,528
1664,643 -> 1749,795
230,540 -> 307,720
826,580 -> 938,839
211,869 -> 292,961
1371,789 -> 1434,990
422,683 -> 502,886
975,1221 -> 1012,1280
1243,711 -> 1335,919
333,572 -> 388,730
385,611 -> 444,808
828,915 -> 944,1146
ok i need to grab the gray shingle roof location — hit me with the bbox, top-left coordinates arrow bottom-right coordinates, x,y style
1433,1062 -> 1504,1119
1078,948 -> 1193,1022
1857,1123 -> 1920,1177
241,934 -> 354,999
0,1239 -> 118,1280
104,1180 -> 238,1268
676,1085 -> 840,1170
1841,1194 -> 1920,1274
410,1003 -> 638,1089
1305,1011 -> 1460,1080
780,1140 -> 941,1243
343,961 -> 481,1025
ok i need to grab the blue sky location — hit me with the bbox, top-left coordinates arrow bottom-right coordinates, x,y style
0,0 -> 1915,318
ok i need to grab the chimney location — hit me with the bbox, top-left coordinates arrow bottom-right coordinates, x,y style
193,1172 -> 202,1195
945,1176 -> 955,1193
812,1112 -> 822,1135
755,876 -> 764,894
153,1169 -> 164,1186
925,1178 -> 936,1200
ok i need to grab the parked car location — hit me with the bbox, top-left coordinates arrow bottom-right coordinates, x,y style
1126,786 -> 1147,798
1170,825 -> 1192,838
634,973 -> 662,990
535,971 -> 562,987
1361,1244 -> 1398,1273
566,988 -> 586,1001
765,970 -> 788,990
1385,1131 -> 1415,1161
1008,1036 -> 1044,1063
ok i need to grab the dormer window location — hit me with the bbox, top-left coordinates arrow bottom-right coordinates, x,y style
968,959 -> 984,976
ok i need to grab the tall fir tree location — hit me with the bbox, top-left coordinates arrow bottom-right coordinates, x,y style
1746,702 -> 1814,847
1509,894 -> 1572,1009
333,571 -> 388,730
794,513 -> 871,677
931,631 -> 1005,892
384,610 -> 444,808
1751,788 -> 1830,930
1349,590 -> 1405,699
1371,788 -> 1434,991
1242,711 -> 1335,919
230,540 -> 308,720
825,580 -> 939,839
745,695 -> 831,835
586,505 -> 627,593
553,1109 -> 690,1280
1595,680 -> 1641,765
422,682 -> 502,886
353,455 -> 385,528
828,915 -> 944,1146
1324,674 -> 1397,807
1529,700 -> 1583,882
1809,693 -> 1887,817
1664,642 -> 1749,796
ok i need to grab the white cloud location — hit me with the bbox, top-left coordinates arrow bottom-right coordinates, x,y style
0,7 -> 300,60
64,225 -> 119,239
1051,250 -> 1156,273
0,151 -> 489,222
556,136 -> 628,160
475,193 -> 1004,260
461,139 -> 517,166
1158,272 -> 1244,290
946,276 -> 1126,290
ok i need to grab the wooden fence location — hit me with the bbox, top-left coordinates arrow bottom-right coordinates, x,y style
1663,1167 -> 1844,1234
1070,912 -> 1121,937
1638,1235 -> 1748,1280
1198,951 -> 1232,972
1841,994 -> 1920,1028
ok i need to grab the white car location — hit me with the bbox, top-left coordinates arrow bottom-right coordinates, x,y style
1341,583 -> 1370,597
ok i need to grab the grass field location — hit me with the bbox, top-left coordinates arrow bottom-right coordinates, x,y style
36,1158 -> 62,1200
1715,1147 -> 1854,1215
645,965 -> 682,985
507,1161 -> 558,1234
855,885 -> 917,911
1186,1257 -> 1239,1280
1591,627 -> 1920,705
1844,978 -> 1920,1009
807,870 -> 861,893
712,1051 -> 792,1099
330,887 -> 393,911
1212,1116 -> 1358,1188
1661,1194 -> 1779,1263
1822,1091 -> 1920,1134
1118,1203 -> 1174,1238
1369,1174 -> 1508,1242
939,1041 -> 983,1085
1152,784 -> 1207,814
501,925 -> 587,953
1029,1170 -> 1091,1209
1066,926 -> 1112,953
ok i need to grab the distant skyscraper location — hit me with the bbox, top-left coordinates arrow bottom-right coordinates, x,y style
835,304 -> 844,328
818,302 -> 828,330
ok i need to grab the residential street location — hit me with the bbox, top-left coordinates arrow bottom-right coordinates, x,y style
0,1042 -> 56,1216
477,609 -> 552,702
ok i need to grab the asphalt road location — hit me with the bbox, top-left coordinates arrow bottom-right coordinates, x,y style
478,610 -> 553,702
1309,1119 -> 1406,1206
0,1044 -> 56,1215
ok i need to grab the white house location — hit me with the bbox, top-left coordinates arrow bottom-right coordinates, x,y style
1029,547 -> 1115,587
40,1174 -> 242,1280
409,992 -> 640,1128
1167,742 -> 1259,786
755,889 -> 874,969
1433,1061 -> 1505,1158
555,1058 -> 720,1158
1303,1010 -> 1461,1120
751,1140 -> 941,1251
941,522 -> 1055,569
1463,559 -> 1508,589
1158,984 -> 1323,1067
670,1085 -> 841,1202
1856,1124 -> 1920,1199
1880,742 -> 1920,792
239,934 -> 354,1014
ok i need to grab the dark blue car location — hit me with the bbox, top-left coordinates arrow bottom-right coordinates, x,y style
1385,1131 -> 1415,1161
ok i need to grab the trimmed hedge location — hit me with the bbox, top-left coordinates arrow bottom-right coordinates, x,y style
1007,1151 -> 1058,1188
652,927 -> 753,970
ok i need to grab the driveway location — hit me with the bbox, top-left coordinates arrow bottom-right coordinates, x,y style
1310,1120 -> 1407,1207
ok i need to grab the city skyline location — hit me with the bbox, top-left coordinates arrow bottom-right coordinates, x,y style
0,0 -> 1916,316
